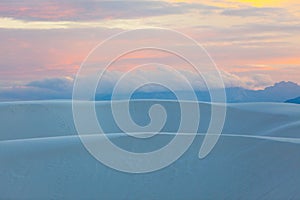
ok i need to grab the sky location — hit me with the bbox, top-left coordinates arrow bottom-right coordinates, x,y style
0,0 -> 299,100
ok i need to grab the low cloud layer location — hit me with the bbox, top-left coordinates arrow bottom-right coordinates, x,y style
26,78 -> 73,92
0,78 -> 73,101
0,68 -> 275,101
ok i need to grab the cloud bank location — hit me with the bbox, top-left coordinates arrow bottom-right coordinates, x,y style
0,67 -> 275,101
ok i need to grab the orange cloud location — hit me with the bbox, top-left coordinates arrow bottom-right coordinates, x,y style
228,65 -> 275,73
0,1 -> 78,21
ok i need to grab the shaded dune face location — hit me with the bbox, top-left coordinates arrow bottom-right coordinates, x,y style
1,100 -> 299,140
1,100 -> 300,199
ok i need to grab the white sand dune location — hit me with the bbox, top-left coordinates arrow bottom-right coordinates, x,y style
1,100 -> 300,199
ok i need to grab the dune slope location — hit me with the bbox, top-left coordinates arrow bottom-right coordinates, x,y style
1,100 -> 300,199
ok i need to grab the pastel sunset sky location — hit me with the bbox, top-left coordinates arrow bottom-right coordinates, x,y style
0,0 -> 299,97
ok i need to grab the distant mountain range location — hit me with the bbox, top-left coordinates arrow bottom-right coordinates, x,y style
285,96 -> 300,104
96,81 -> 300,103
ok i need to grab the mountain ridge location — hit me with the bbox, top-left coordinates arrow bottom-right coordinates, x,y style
285,96 -> 300,104
96,81 -> 300,103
